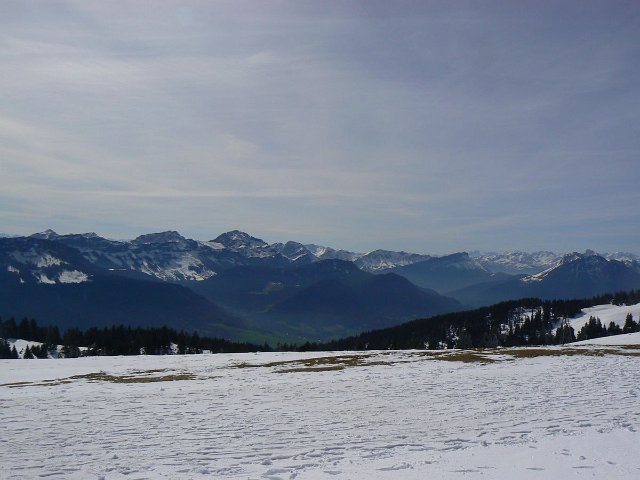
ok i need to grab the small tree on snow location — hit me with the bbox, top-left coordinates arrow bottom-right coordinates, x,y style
623,313 -> 637,333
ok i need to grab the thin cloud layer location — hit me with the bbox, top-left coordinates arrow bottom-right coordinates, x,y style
1,1 -> 639,253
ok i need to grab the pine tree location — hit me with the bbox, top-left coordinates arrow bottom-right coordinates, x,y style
0,339 -> 12,359
608,322 -> 622,335
456,329 -> 473,349
623,313 -> 637,333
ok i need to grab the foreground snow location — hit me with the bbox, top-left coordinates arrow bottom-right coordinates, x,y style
2,347 -> 640,479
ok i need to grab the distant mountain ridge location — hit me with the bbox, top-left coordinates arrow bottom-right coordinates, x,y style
450,252 -> 640,306
0,231 -> 467,342
14,229 -> 638,282
2,229 -> 639,343
381,252 -> 503,293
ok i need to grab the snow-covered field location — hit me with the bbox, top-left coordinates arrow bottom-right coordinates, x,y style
2,347 -> 640,479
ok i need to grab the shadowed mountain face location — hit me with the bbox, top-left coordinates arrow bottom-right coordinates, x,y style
191,259 -> 462,340
0,237 -> 244,336
22,229 -> 446,283
449,253 -> 640,307
1,236 -> 461,342
269,273 -> 461,332
3,231 -> 639,343
381,252 -> 505,293
0,275 -> 241,336
191,259 -> 371,312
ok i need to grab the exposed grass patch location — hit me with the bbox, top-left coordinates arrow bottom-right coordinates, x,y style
1,369 -> 196,388
233,353 -> 395,372
399,346 -> 640,363
278,365 -> 346,373
429,352 -> 498,363
406,350 -> 498,363
68,372 -> 196,383
500,347 -> 640,359
1,381 -> 35,388
128,368 -> 168,375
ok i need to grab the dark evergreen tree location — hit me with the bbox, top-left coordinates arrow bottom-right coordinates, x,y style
607,322 -> 622,335
61,344 -> 81,358
23,345 -> 33,359
576,316 -> 607,341
456,330 -> 473,349
18,318 -> 30,339
554,324 -> 576,344
623,313 -> 638,333
0,339 -> 18,359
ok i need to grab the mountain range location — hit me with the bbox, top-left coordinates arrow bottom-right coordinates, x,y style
1,229 -> 639,342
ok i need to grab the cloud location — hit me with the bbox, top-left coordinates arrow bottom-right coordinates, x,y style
1,1 -> 639,252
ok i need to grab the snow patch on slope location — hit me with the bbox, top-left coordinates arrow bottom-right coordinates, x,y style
473,251 -> 560,274
58,270 -> 90,283
569,302 -> 640,332
34,273 -> 56,284
11,251 -> 64,268
139,253 -> 216,281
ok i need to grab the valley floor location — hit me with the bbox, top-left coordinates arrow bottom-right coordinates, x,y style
2,345 -> 640,479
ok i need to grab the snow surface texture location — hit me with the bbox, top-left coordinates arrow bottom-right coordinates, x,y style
2,347 -> 640,479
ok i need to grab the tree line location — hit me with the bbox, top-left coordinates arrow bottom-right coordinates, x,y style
0,317 -> 268,358
575,312 -> 640,341
2,289 -> 640,357
314,290 -> 640,351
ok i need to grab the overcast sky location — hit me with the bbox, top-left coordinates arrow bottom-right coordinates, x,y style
1,1 -> 639,254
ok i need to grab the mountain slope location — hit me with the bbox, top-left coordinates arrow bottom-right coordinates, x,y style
450,253 -> 640,306
270,273 -> 461,335
383,252 -> 504,293
1,236 -> 100,285
355,249 -> 430,272
192,259 -> 461,341
22,229 -> 440,282
0,274 -> 241,336
191,259 -> 372,314
0,237 -> 251,338
472,251 -> 561,275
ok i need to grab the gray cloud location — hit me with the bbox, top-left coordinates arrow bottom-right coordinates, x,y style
1,0 -> 639,253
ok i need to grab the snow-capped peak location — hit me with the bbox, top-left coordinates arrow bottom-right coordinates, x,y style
29,229 -> 60,240
304,244 -> 361,262
521,251 -> 610,283
211,230 -> 269,252
355,249 -> 431,272
132,231 -> 187,245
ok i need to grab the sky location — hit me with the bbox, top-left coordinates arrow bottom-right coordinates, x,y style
1,0 -> 639,254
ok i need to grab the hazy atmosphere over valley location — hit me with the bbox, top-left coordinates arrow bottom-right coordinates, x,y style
1,0 -> 639,254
